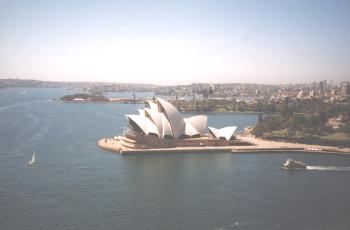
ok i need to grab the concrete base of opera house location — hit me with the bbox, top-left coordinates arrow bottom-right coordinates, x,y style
98,139 -> 236,154
98,133 -> 252,154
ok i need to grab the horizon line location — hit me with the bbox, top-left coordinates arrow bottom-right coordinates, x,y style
0,77 -> 345,87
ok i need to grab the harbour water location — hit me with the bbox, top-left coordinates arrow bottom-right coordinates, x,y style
1,88 -> 350,230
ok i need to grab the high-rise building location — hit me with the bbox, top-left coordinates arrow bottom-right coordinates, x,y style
319,81 -> 324,94
341,82 -> 350,96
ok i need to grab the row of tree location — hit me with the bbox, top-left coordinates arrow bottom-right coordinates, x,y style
172,98 -> 349,115
252,103 -> 350,139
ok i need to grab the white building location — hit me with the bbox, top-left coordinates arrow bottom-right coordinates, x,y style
125,98 -> 237,141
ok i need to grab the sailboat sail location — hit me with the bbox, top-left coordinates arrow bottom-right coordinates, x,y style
28,152 -> 36,165
32,152 -> 36,163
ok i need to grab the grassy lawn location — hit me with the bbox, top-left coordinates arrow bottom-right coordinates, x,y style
321,132 -> 350,142
269,130 -> 286,137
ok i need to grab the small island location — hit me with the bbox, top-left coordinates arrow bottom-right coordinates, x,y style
60,93 -> 110,102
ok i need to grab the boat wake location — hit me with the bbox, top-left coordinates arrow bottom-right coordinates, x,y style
306,166 -> 350,171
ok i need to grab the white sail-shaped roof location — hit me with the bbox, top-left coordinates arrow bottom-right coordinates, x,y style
156,98 -> 185,138
219,126 -> 237,141
184,120 -> 200,136
146,100 -> 158,112
126,115 -> 159,136
144,108 -> 163,137
209,126 -> 237,141
125,98 -> 236,140
138,109 -> 145,116
184,115 -> 207,135
161,113 -> 173,138
208,127 -> 219,137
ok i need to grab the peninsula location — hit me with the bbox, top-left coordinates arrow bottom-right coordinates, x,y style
98,98 -> 350,154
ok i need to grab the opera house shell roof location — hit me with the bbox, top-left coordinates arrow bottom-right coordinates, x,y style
126,98 -> 237,141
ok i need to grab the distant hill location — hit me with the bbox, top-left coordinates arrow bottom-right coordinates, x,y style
0,79 -> 158,91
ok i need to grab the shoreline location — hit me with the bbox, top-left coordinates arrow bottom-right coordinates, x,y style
98,138 -> 234,154
98,135 -> 350,155
183,111 -> 267,114
234,134 -> 350,155
59,100 -> 143,104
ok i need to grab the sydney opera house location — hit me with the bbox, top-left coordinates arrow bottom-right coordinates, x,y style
110,98 -> 241,151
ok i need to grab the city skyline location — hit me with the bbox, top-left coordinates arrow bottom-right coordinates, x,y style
0,0 -> 349,85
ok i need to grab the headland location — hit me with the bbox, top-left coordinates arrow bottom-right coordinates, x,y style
97,97 -> 350,155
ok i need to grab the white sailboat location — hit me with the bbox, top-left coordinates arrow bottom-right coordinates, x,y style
28,152 -> 37,165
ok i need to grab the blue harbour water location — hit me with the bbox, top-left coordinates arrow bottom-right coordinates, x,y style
1,88 -> 350,230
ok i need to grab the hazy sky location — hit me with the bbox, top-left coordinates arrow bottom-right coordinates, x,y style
0,0 -> 349,85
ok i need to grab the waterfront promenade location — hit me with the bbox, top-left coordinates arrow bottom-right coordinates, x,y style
234,134 -> 350,155
98,135 -> 350,154
98,138 -> 234,154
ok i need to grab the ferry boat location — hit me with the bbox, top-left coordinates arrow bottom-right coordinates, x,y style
281,159 -> 306,170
